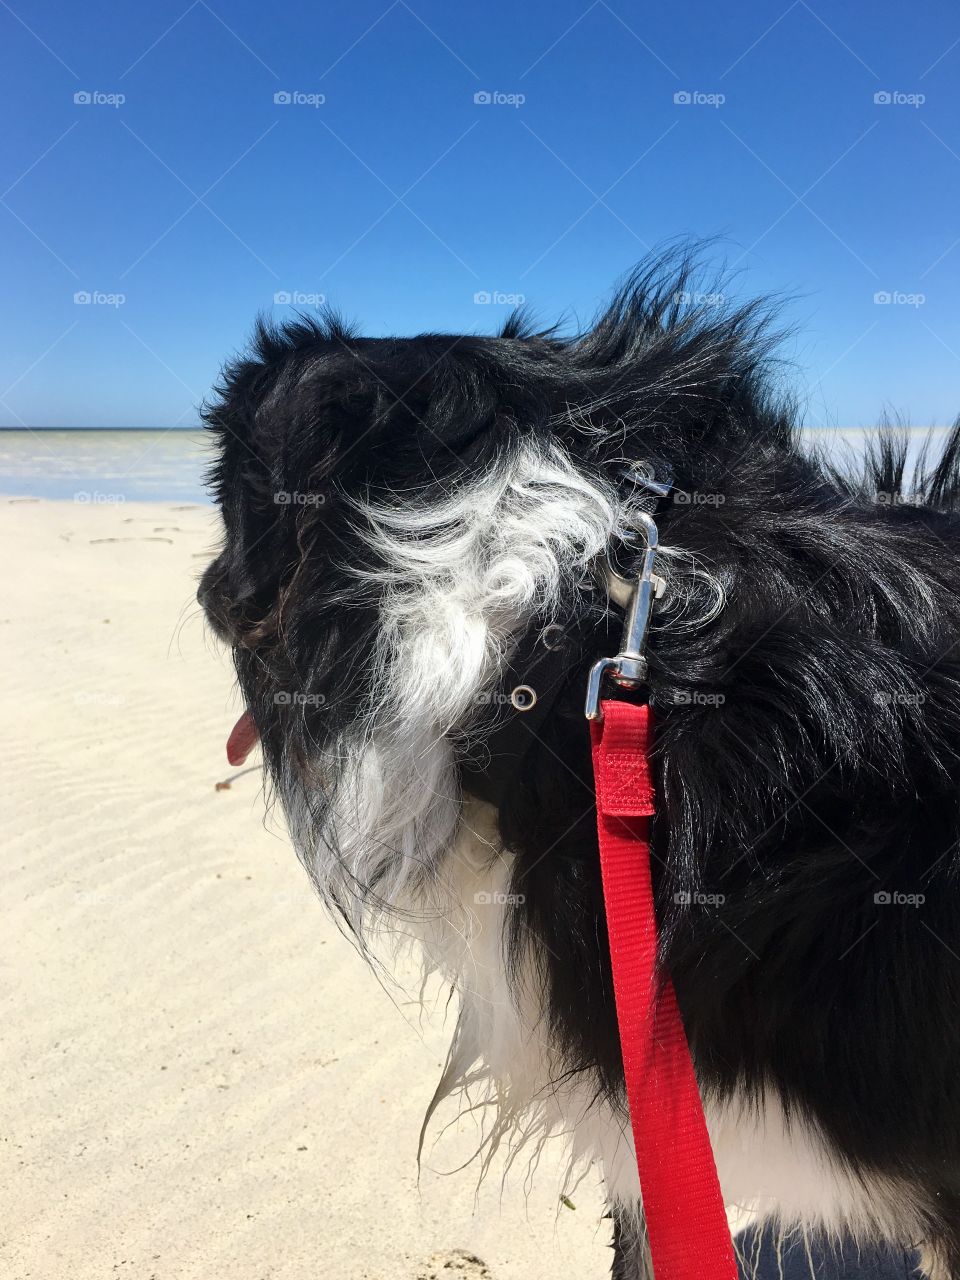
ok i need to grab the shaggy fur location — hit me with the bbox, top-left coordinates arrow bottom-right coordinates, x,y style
199,252 -> 960,1278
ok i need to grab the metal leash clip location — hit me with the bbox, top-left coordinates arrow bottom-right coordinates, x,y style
585,511 -> 666,721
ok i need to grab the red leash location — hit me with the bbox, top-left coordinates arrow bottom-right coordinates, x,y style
591,698 -> 738,1280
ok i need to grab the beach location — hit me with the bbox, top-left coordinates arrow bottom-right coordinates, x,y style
1,496 -> 609,1280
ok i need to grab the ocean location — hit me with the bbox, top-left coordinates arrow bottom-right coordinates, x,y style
0,429 -> 211,503
0,426 -> 949,504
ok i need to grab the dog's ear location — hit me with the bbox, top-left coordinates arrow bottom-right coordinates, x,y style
205,317 -> 527,500
296,333 -> 551,482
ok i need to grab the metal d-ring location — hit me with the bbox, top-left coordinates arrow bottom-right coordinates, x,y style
585,511 -> 665,721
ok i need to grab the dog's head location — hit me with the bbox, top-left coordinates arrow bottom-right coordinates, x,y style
198,261 -> 775,935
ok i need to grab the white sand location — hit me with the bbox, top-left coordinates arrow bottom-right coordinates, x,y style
1,498 -> 610,1280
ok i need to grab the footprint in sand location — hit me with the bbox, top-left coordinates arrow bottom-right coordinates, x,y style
415,1250 -> 492,1280
89,536 -> 174,544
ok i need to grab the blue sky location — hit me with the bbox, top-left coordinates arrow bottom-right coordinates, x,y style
1,0 -> 958,428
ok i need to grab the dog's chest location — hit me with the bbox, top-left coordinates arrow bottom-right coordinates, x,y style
416,801 -> 899,1244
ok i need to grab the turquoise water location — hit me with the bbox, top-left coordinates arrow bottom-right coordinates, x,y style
0,430 -> 212,502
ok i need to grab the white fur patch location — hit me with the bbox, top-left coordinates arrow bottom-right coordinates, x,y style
285,441 -> 622,935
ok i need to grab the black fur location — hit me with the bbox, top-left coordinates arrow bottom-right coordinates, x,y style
200,252 -> 960,1273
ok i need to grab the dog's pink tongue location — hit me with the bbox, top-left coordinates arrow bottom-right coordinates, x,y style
226,710 -> 259,766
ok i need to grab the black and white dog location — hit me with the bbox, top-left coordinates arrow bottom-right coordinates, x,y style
199,255 -> 960,1279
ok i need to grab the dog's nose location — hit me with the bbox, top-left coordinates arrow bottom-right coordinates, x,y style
196,559 -> 217,613
197,558 -> 234,642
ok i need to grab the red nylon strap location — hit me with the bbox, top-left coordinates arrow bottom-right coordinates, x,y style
591,699 -> 738,1280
